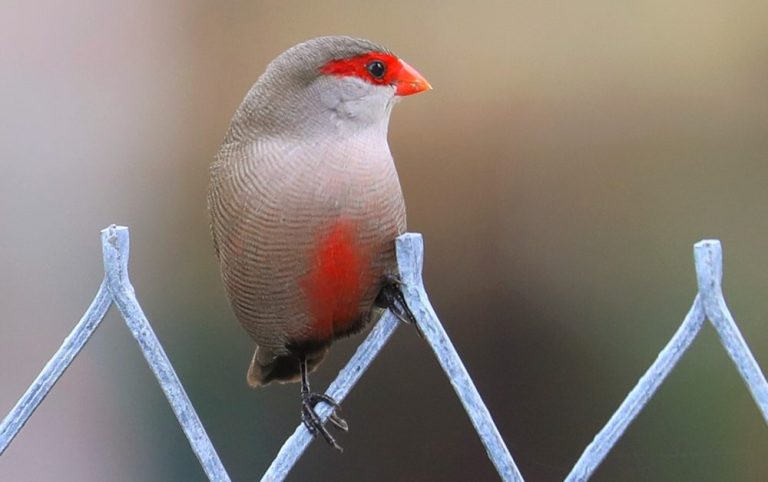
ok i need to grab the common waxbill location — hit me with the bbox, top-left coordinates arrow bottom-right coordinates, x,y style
208,36 -> 430,449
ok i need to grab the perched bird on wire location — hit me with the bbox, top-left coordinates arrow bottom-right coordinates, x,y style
208,36 -> 430,449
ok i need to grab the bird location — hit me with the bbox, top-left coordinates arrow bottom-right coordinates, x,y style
208,36 -> 430,450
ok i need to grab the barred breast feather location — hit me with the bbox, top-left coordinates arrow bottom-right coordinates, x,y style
208,128 -> 406,384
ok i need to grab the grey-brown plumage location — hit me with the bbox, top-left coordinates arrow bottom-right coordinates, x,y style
208,37 -> 429,447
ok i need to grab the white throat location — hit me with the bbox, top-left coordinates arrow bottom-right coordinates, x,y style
314,76 -> 397,137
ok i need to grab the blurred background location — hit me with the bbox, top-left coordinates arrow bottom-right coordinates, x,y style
1,1 -> 767,481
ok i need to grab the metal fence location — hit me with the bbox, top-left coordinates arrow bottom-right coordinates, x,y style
1,225 -> 766,481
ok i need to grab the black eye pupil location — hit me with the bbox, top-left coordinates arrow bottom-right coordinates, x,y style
367,60 -> 386,79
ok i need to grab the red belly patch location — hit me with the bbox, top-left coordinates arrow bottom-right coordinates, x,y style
301,220 -> 371,341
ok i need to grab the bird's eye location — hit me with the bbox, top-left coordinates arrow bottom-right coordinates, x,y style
366,60 -> 386,79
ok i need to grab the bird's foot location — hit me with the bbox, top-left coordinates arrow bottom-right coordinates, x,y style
379,274 -> 423,336
301,391 -> 348,451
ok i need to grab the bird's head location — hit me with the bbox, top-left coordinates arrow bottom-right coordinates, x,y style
232,36 -> 431,139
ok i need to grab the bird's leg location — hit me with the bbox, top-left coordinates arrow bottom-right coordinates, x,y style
299,356 -> 348,451
378,274 -> 423,337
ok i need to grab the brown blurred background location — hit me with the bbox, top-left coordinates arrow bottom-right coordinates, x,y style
1,1 -> 767,481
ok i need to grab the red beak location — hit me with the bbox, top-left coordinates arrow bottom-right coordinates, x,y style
394,59 -> 432,96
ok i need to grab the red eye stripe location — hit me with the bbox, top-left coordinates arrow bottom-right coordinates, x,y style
320,52 -> 402,86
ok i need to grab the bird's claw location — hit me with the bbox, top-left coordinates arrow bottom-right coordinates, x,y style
380,274 -> 422,336
301,391 -> 347,451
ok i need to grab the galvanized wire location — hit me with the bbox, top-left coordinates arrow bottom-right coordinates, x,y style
0,226 -> 230,481
693,240 -> 768,422
262,233 -> 523,482
262,311 -> 400,481
1,229 -> 766,482
101,226 -> 231,482
564,297 -> 706,481
565,240 -> 768,481
0,280 -> 112,455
